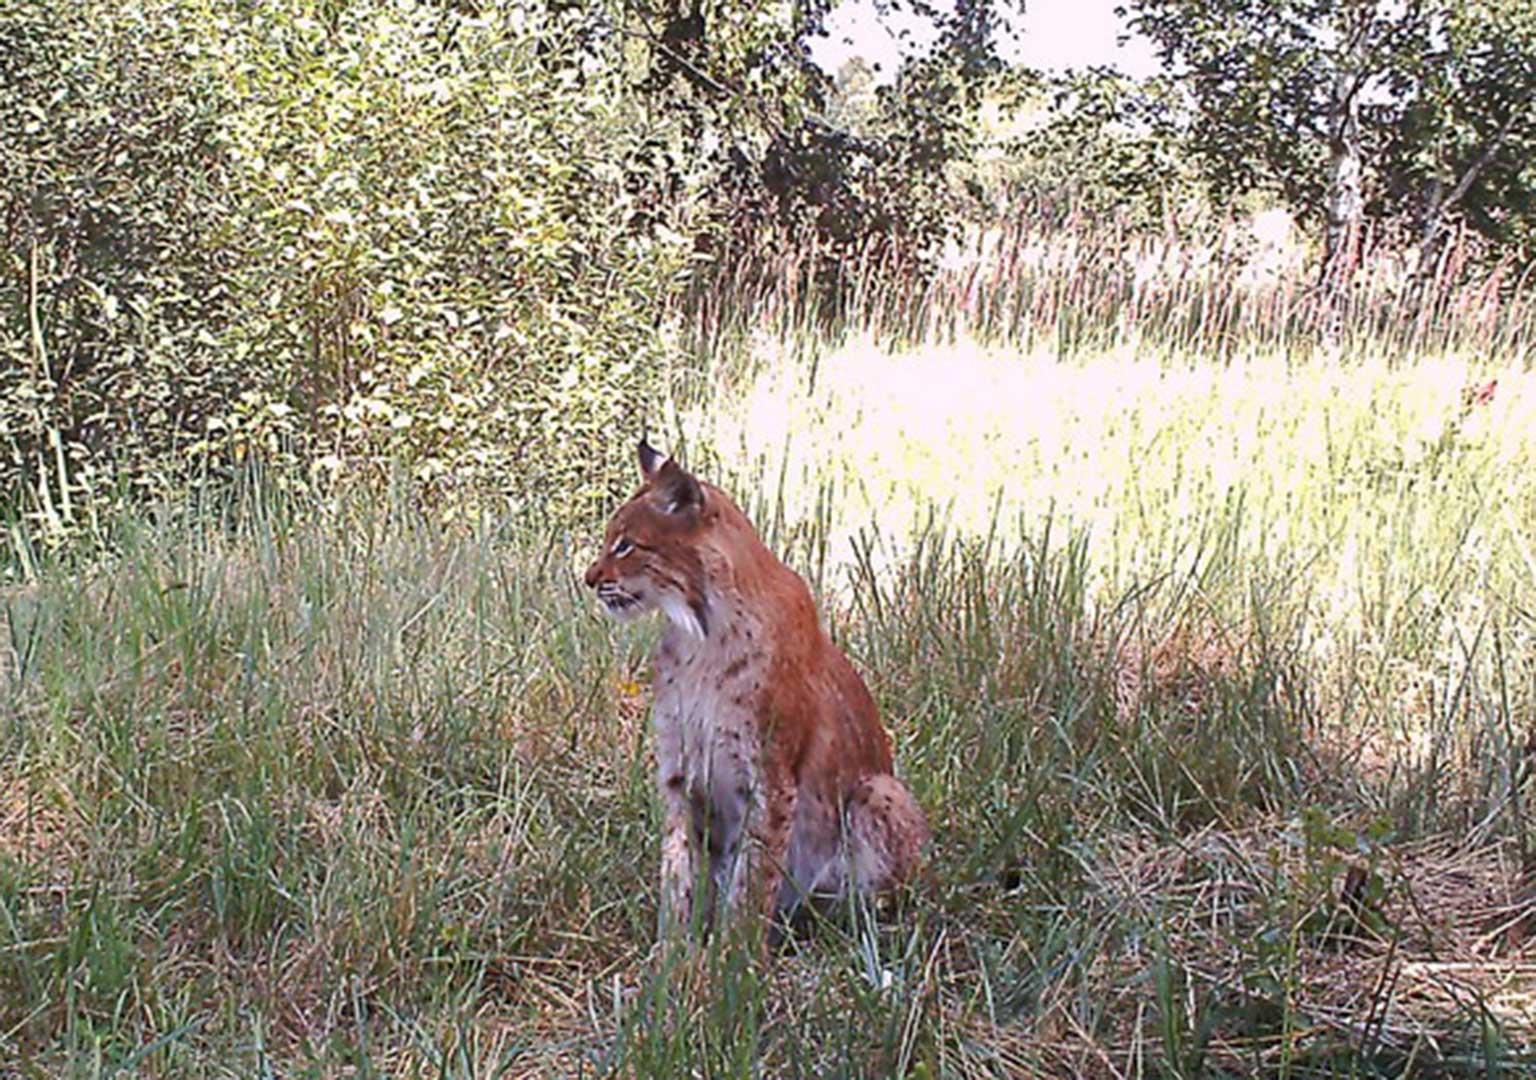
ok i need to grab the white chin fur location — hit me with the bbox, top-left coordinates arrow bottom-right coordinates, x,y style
658,595 -> 707,639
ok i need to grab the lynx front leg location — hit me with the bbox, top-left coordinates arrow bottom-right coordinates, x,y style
658,780 -> 697,936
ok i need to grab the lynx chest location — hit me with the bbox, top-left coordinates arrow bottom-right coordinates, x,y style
651,623 -> 769,823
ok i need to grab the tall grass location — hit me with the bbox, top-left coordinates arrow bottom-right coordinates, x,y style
4,221 -> 1536,1074
679,212 -> 1536,366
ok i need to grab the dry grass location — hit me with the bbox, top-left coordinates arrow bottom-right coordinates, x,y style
3,484 -> 1533,1076
681,213 -> 1536,367
1070,829 -> 1536,1075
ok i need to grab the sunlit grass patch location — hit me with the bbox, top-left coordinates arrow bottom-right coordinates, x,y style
696,334 -> 1535,811
700,333 -> 1530,589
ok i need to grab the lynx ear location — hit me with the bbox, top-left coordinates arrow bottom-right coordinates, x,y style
638,439 -> 667,480
653,458 -> 703,516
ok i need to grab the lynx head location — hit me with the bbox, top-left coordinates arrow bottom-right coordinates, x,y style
583,441 -> 712,638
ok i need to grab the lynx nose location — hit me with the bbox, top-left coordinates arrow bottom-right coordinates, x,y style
583,561 -> 602,589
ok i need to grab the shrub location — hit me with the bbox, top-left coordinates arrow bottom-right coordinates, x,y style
205,0 -> 695,521
0,0 -> 239,537
2,0 -> 698,535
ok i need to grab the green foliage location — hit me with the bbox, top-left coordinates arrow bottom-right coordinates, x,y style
0,0 -> 239,537
0,0 -> 694,532
1125,0 -> 1370,218
983,68 -> 1196,225
1124,0 -> 1536,263
1385,1 -> 1536,260
643,0 -> 1014,294
203,0 -> 693,520
2,0 -> 1024,533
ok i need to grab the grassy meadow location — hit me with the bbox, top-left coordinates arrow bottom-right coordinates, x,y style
4,228 -> 1536,1076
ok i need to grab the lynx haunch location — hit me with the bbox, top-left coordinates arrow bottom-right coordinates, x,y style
584,442 -> 929,936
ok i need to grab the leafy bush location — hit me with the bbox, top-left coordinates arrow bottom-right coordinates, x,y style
204,0 -> 695,521
2,0 -> 699,535
1,0 -> 239,537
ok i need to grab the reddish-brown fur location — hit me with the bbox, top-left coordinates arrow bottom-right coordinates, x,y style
584,443 -> 929,937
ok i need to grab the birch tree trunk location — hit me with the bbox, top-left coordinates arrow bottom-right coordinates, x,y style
1321,41 -> 1365,290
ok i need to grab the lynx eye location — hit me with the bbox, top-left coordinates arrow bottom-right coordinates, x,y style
611,537 -> 635,558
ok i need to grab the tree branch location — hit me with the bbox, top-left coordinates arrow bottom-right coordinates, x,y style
1441,109 -> 1518,214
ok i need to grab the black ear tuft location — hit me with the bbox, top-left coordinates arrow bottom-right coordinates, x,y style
653,458 -> 703,516
638,439 -> 667,480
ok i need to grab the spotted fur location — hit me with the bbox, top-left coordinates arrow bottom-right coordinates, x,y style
584,442 -> 930,937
